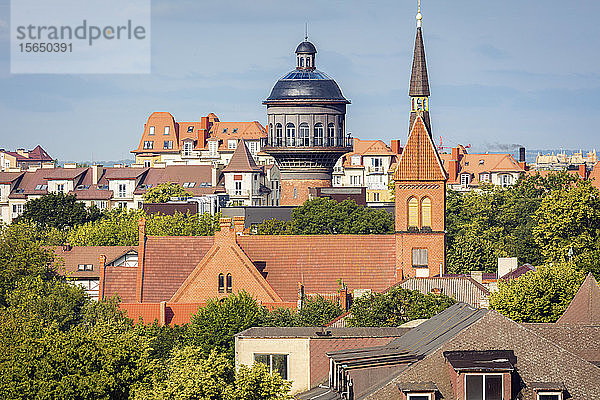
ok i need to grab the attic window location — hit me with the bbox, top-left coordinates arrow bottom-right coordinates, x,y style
464,161 -> 469,166
223,128 -> 228,133
187,126 -> 194,133
182,182 -> 196,188
76,185 -> 90,190
77,264 -> 93,271
233,128 -> 238,133
228,140 -> 237,150
465,374 -> 502,400
479,159 -> 484,165
406,394 -> 433,400
537,394 -> 562,400
35,184 -> 48,190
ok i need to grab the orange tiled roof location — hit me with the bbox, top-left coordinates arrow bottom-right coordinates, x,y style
133,165 -> 216,196
51,246 -> 136,279
439,153 -> 524,184
393,115 -> 446,181
342,139 -> 396,168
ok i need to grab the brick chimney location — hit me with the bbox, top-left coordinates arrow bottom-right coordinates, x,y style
339,287 -> 349,311
159,301 -> 167,326
233,216 -> 245,235
91,164 -> 103,185
136,218 -> 146,302
578,164 -> 587,179
390,140 -> 403,155
98,254 -> 107,301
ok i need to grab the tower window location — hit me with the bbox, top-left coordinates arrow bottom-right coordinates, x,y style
412,248 -> 428,267
286,123 -> 296,146
421,197 -> 432,228
314,123 -> 324,146
300,57 -> 304,67
164,126 -> 170,135
408,197 -> 418,228
226,273 -> 232,293
218,274 -> 224,293
275,124 -> 283,146
327,123 -> 335,146
293,187 -> 297,199
299,123 -> 310,146
306,57 -> 311,67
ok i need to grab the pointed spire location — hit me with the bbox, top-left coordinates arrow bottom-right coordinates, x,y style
222,140 -> 261,173
409,16 -> 430,97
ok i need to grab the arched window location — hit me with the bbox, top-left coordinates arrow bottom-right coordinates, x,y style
299,123 -> 310,146
314,123 -> 324,146
226,273 -> 232,293
300,57 -> 304,67
218,273 -> 224,293
306,57 -> 311,67
408,197 -> 418,228
421,197 -> 432,228
286,123 -> 296,146
275,123 -> 283,146
327,123 -> 335,146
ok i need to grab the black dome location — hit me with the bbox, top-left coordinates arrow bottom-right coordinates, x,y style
265,70 -> 349,103
295,41 -> 317,54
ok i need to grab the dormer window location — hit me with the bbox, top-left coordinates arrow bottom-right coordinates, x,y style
148,126 -> 155,135
479,173 -> 490,183
351,155 -> 361,165
537,393 -> 562,400
164,126 -> 169,135
460,173 -> 471,187
228,140 -> 237,150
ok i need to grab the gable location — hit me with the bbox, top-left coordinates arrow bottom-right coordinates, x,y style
169,238 -> 282,304
393,115 -> 446,181
558,273 -> 600,324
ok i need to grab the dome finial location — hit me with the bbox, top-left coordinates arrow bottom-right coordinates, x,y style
305,22 -> 308,41
416,0 -> 423,28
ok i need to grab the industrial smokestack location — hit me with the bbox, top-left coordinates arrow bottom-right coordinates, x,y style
519,147 -> 526,163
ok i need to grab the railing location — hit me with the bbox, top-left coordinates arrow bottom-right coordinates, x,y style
181,150 -> 201,158
264,134 -> 353,148
367,166 -> 384,173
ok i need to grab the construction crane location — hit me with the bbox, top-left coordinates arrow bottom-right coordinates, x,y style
436,136 -> 471,152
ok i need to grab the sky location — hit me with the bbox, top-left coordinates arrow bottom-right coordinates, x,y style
0,0 -> 599,161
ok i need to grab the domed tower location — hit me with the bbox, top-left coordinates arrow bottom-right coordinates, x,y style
263,39 -> 352,206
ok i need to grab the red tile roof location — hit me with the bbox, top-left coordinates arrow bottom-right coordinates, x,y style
439,153 -> 524,184
104,266 -> 138,303
393,115 -> 446,181
0,171 -> 24,184
103,167 -> 149,180
133,165 -> 216,196
51,245 -> 136,279
237,235 -> 396,302
558,273 -> 600,324
140,236 -> 215,303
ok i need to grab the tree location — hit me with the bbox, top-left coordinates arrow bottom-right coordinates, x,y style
347,286 -> 455,327
260,198 -> 394,235
256,218 -> 293,235
490,263 -> 584,322
67,209 -> 220,246
15,192 -> 103,229
296,295 -> 344,326
533,180 -> 600,278
234,363 -> 292,400
143,182 -> 193,203
186,292 -> 264,360
0,222 -> 58,305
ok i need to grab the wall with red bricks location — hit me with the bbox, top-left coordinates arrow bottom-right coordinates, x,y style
281,179 -> 331,206
394,181 -> 445,232
396,232 -> 446,279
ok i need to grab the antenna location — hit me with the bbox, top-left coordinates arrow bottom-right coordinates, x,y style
305,22 -> 308,41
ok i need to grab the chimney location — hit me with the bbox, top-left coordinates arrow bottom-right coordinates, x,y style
578,164 -> 587,179
497,257 -> 518,279
233,216 -> 245,235
219,217 -> 232,232
339,287 -> 349,311
297,283 -> 305,309
470,271 -> 483,284
159,301 -> 167,326
91,165 -> 103,185
390,140 -> 403,155
448,159 -> 458,181
16,149 -> 28,158
98,254 -> 107,301
136,218 -> 147,302
451,147 -> 460,161
519,147 -> 526,163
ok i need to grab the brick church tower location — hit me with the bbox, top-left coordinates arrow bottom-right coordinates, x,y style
394,4 -> 447,280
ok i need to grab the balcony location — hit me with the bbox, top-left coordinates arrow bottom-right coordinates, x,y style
367,166 -> 384,174
181,150 -> 201,158
333,166 -> 344,174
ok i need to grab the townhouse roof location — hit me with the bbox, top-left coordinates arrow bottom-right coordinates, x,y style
103,167 -> 149,180
439,152 -> 524,185
557,273 -> 600,324
69,185 -> 113,200
393,115 -> 446,181
42,167 -> 88,180
208,121 -> 267,141
364,310 -> 600,400
133,165 -> 216,196
394,276 -> 490,308
341,139 -> 396,168
104,234 -> 396,304
51,245 -> 137,279
522,323 -> 600,364
2,145 -> 53,162
8,168 -> 86,198
236,327 -> 410,339
0,171 -> 24,184
222,140 -> 262,173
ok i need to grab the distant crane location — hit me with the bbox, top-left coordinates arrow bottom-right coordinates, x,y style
436,136 -> 470,152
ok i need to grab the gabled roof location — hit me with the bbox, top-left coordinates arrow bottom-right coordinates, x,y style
103,167 -> 149,180
395,277 -> 490,308
557,273 -> 600,324
409,27 -> 430,97
393,115 -> 446,181
222,140 -> 262,173
439,152 -> 524,184
0,171 -> 24,184
27,145 -> 54,162
133,165 -> 216,196
51,245 -> 137,279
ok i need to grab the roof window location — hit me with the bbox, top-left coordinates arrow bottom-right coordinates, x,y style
182,182 -> 196,188
223,128 -> 228,133
479,159 -> 484,165
34,184 -> 48,190
233,128 -> 238,133
187,126 -> 194,133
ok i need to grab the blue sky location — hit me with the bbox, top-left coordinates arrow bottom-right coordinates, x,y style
0,0 -> 599,160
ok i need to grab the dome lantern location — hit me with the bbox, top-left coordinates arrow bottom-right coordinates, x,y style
295,40 -> 317,70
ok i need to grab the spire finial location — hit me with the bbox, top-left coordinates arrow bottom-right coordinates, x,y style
305,22 -> 308,41
416,0 -> 423,28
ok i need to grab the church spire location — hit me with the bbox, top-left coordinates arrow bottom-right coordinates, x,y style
409,0 -> 432,135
